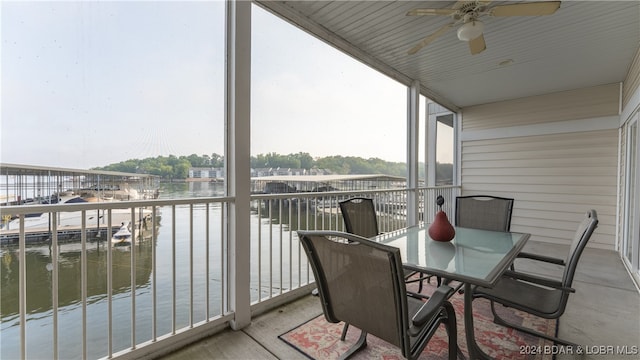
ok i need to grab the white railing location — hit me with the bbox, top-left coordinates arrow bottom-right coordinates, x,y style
0,186 -> 459,359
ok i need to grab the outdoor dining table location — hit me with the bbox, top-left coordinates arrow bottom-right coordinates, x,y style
375,224 -> 531,360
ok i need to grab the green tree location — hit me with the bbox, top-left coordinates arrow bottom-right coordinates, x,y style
297,152 -> 313,169
173,160 -> 191,179
93,151 -> 451,181
210,153 -> 224,167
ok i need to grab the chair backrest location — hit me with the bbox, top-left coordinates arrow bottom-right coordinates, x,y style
339,197 -> 379,238
562,210 -> 599,289
455,195 -> 514,232
298,231 -> 409,352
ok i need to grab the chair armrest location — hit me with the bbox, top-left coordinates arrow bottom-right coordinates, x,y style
503,270 -> 576,293
516,252 -> 565,266
407,291 -> 430,301
410,285 -> 453,330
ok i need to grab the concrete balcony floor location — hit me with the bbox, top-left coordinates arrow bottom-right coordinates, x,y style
161,242 -> 640,359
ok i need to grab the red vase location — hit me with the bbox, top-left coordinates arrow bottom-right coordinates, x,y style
428,211 -> 455,242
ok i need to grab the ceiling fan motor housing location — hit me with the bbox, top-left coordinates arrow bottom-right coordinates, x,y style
457,20 -> 484,41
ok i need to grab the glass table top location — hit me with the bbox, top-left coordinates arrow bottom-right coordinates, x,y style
376,225 -> 530,287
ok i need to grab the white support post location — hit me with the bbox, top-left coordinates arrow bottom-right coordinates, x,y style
226,0 -> 251,330
407,81 -> 420,227
426,100 -> 439,188
454,111 -> 461,187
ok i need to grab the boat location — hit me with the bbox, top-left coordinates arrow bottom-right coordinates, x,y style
0,191 -> 153,244
111,222 -> 133,246
79,182 -> 159,201
1,192 -> 152,231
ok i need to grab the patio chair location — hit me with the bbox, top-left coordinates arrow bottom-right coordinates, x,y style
471,210 -> 599,346
437,195 -> 515,288
298,230 -> 457,360
337,197 -> 432,340
339,197 -> 430,293
455,195 -> 514,232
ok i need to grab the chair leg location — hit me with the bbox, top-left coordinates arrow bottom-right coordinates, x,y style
339,329 -> 367,360
490,302 -> 577,347
443,302 -> 459,360
341,323 -> 349,341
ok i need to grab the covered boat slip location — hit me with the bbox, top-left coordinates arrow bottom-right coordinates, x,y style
249,175 -> 450,233
251,174 -> 407,194
0,163 -> 160,244
0,163 -> 160,205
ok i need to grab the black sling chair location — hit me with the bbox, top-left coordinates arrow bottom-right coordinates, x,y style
472,210 -> 598,346
298,230 -> 458,360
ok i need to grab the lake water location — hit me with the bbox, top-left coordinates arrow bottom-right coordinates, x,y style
0,182 -> 311,359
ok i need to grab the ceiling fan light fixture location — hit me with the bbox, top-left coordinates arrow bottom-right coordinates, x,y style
457,20 -> 484,41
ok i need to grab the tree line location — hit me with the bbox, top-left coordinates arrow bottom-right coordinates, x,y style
93,152 -> 453,182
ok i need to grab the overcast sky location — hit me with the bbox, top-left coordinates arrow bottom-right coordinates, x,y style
1,1 -> 448,169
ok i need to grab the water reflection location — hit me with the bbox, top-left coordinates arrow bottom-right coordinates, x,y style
252,202 -> 346,233
1,237 -> 154,322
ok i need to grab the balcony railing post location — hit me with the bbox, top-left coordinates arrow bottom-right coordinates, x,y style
81,211 -> 87,360
51,212 -> 59,360
19,216 -> 26,360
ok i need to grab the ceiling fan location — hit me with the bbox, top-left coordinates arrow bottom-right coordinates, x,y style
406,1 -> 561,55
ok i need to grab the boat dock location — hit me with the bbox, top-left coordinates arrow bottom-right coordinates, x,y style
0,163 -> 160,245
251,174 -> 406,194
2,225 -> 123,245
0,163 -> 160,206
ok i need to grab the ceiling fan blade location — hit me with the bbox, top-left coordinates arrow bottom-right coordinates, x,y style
407,8 -> 457,16
490,1 -> 561,16
407,22 -> 455,55
452,1 -> 469,10
468,34 -> 487,55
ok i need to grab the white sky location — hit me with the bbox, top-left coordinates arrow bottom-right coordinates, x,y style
1,1 -> 451,169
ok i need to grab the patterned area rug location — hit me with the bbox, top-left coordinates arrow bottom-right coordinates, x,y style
279,282 -> 556,360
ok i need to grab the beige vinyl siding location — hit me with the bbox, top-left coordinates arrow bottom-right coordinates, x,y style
460,83 -> 621,249
623,47 -> 640,110
460,129 -> 618,250
463,83 -> 620,131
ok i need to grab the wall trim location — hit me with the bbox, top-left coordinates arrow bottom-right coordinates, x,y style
621,82 -> 640,126
460,115 -> 620,141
